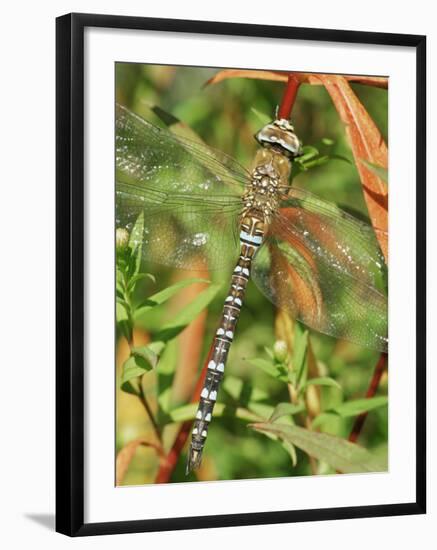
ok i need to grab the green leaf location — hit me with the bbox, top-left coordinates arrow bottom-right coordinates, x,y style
330,154 -> 352,164
302,155 -> 329,169
298,145 -> 319,162
302,377 -> 342,391
127,273 -> 156,293
360,159 -> 388,183
162,401 -> 261,425
156,339 -> 178,417
117,320 -> 132,345
247,358 -> 288,382
165,402 -> 198,422
116,300 -> 129,323
131,342 -> 165,369
321,137 -> 334,146
121,355 -> 150,394
251,423 -> 386,473
128,213 -> 144,276
116,248 -> 130,273
311,413 -> 337,429
128,212 -> 144,249
250,107 -> 271,126
222,375 -> 270,403
134,278 -> 210,317
293,324 -> 309,387
312,396 -> 388,429
120,342 -> 164,394
326,396 -> 388,418
269,402 -> 305,423
248,402 -> 275,420
282,440 -> 298,467
154,283 -> 221,342
116,270 -> 126,295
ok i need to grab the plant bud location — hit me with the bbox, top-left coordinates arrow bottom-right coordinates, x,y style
116,228 -> 130,251
273,340 -> 288,363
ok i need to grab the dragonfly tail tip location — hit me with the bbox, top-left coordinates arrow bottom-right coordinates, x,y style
185,444 -> 203,475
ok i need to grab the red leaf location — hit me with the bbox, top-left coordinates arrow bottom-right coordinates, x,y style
315,74 -> 388,260
205,69 -> 388,89
116,437 -> 163,485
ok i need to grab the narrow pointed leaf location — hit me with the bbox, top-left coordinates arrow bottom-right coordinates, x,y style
116,300 -> 129,323
248,357 -> 288,382
293,324 -> 309,387
251,422 -> 385,473
302,377 -> 342,391
326,396 -> 388,417
154,283 -> 221,342
251,107 -> 271,126
156,339 -> 178,417
282,440 -> 298,467
134,278 -> 210,317
128,213 -> 144,276
130,342 -> 165,369
120,342 -> 165,394
269,402 -> 305,423
127,272 -> 156,293
163,402 -> 261,424
222,375 -> 269,403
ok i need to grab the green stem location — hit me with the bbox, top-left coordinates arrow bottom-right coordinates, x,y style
138,382 -> 162,443
125,312 -> 162,444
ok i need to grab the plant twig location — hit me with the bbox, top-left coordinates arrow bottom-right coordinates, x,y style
278,73 -> 301,119
138,385 -> 162,443
348,352 -> 388,443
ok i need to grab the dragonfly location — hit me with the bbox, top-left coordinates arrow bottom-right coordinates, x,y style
115,103 -> 388,474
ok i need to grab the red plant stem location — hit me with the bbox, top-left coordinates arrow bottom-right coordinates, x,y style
154,348 -> 212,483
348,352 -> 388,443
277,73 -> 301,120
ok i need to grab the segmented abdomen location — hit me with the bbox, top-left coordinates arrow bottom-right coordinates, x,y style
186,215 -> 265,473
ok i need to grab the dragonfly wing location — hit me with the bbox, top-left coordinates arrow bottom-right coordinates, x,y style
116,103 -> 250,193
116,104 -> 247,270
284,187 -> 388,278
117,188 -> 241,270
252,190 -> 388,351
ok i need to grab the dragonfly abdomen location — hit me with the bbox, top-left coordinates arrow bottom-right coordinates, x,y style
186,215 -> 266,474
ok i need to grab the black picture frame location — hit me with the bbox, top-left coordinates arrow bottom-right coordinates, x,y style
56,12 -> 426,537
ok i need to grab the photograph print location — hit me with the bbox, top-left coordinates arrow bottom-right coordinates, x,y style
115,63 -> 388,486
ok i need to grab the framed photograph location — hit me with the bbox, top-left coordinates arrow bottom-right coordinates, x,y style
56,13 -> 426,536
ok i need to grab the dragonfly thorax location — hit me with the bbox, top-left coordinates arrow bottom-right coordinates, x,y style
242,149 -> 291,222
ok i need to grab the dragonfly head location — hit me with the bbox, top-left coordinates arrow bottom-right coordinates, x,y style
255,119 -> 302,159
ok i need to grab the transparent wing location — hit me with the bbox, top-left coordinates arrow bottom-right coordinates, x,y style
116,103 -> 250,192
252,188 -> 388,351
116,104 -> 248,270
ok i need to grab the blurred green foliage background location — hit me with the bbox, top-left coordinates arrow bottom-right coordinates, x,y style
115,63 -> 388,485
